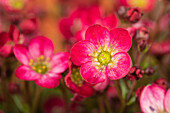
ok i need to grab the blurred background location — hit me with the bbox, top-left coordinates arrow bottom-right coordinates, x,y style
0,0 -> 170,113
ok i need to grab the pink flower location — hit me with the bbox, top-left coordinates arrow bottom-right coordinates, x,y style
150,40 -> 170,55
139,84 -> 170,113
59,6 -> 118,42
117,0 -> 156,11
65,61 -> 94,97
71,24 -> 132,84
13,36 -> 69,88
0,0 -> 28,12
0,25 -> 20,57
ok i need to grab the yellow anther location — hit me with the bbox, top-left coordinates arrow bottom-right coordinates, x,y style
75,72 -> 79,75
38,69 -> 42,73
40,55 -> 44,60
32,66 -> 36,70
88,53 -> 91,56
42,65 -> 46,69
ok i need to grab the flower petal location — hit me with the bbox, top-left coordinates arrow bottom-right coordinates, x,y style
164,89 -> 170,113
140,84 -> 165,113
13,44 -> 30,65
110,28 -> 132,52
9,25 -> 20,44
28,36 -> 54,59
102,14 -> 118,29
71,40 -> 96,66
80,61 -> 106,84
59,18 -> 73,39
106,52 -> 132,80
50,52 -> 69,74
65,74 -> 94,97
94,78 -> 110,92
15,65 -> 41,80
85,24 -> 110,48
34,74 -> 60,88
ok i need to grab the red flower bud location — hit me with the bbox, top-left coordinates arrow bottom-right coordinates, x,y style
126,66 -> 144,80
126,8 -> 143,23
144,67 -> 155,76
154,78 -> 169,89
8,82 -> 20,94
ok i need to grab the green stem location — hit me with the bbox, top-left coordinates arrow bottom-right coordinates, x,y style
104,93 -> 113,113
114,80 -> 125,113
32,86 -> 43,113
60,78 -> 69,113
97,95 -> 105,113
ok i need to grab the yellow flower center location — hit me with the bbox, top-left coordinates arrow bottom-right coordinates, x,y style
29,55 -> 50,74
70,67 -> 84,87
127,0 -> 148,9
9,0 -> 24,10
97,51 -> 111,66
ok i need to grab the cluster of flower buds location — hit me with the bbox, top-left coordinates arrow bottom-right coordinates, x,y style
117,6 -> 143,23
126,66 -> 144,80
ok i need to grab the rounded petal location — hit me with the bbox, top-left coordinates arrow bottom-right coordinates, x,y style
85,24 -> 110,48
13,44 -> 30,65
0,32 -> 13,57
102,14 -> 118,29
140,84 -> 165,113
94,78 -> 110,92
50,52 -> 69,74
110,28 -> 132,52
106,52 -> 132,80
9,25 -> 20,44
59,18 -> 73,39
164,89 -> 170,113
71,40 -> 96,66
65,74 -> 94,97
15,65 -> 41,80
34,74 -> 60,88
80,61 -> 106,84
28,36 -> 54,59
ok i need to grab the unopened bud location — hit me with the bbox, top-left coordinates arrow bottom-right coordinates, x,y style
126,8 -> 143,23
144,67 -> 155,76
8,82 -> 20,94
126,66 -> 144,80
154,78 -> 169,89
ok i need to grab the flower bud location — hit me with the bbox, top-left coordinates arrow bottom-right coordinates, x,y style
137,39 -> 148,52
8,82 -> 20,94
135,27 -> 149,41
126,8 -> 143,23
144,67 -> 155,76
126,66 -> 144,80
154,78 -> 169,89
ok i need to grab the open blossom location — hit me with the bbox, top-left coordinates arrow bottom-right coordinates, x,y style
0,25 -> 21,57
139,84 -> 170,113
71,24 -> 132,84
13,36 -> 69,88
117,0 -> 155,11
0,0 -> 28,12
65,61 -> 94,97
59,6 -> 118,42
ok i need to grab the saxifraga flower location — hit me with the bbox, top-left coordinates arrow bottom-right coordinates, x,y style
71,24 -> 132,84
13,36 -> 69,88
